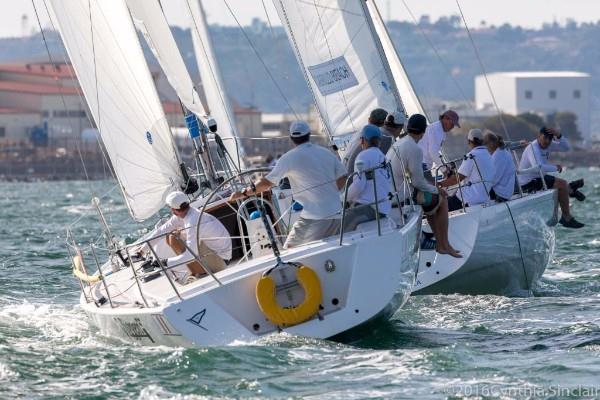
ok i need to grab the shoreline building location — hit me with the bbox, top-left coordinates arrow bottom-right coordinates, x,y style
0,62 -> 92,147
475,71 -> 591,142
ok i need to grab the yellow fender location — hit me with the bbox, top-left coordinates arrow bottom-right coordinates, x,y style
72,254 -> 102,284
256,266 -> 322,327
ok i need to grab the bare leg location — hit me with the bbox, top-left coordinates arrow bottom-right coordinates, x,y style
166,233 -> 204,275
431,200 -> 462,258
554,178 -> 572,220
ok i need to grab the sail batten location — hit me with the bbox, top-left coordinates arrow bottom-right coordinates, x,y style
48,0 -> 182,221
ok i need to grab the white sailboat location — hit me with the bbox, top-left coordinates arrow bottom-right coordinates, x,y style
273,0 -> 557,296
52,0 -> 422,346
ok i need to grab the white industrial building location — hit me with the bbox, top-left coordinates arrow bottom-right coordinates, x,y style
475,71 -> 591,142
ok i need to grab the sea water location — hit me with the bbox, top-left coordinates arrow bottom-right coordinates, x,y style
0,168 -> 598,399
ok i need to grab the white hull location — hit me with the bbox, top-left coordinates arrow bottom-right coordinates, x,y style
408,190 -> 557,296
81,212 -> 421,347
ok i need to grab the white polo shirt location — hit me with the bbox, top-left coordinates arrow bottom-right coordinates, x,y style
418,120 -> 447,169
457,146 -> 495,206
266,142 -> 347,220
491,148 -> 516,200
151,207 -> 232,272
347,146 -> 392,215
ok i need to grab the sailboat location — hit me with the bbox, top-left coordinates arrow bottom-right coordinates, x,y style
273,0 -> 557,296
52,0 -> 422,346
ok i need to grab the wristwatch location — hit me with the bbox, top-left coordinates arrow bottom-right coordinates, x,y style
241,187 -> 250,197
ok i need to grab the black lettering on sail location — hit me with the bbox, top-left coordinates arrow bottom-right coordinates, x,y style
308,56 -> 359,96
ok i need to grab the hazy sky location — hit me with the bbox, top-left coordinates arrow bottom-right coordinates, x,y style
3,0 -> 600,38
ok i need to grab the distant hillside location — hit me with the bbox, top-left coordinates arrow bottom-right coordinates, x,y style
1,16 -> 598,132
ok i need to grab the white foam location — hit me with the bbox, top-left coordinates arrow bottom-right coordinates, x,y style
0,362 -> 19,381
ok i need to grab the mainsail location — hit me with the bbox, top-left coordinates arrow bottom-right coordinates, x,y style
125,0 -> 207,119
186,0 -> 245,168
273,0 -> 406,155
48,0 -> 183,221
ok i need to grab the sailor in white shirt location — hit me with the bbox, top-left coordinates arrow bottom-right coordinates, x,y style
483,132 -> 516,202
418,110 -> 460,180
149,191 -> 232,282
387,114 -> 461,258
518,127 -> 584,228
344,125 -> 392,231
230,120 -> 348,247
439,129 -> 495,211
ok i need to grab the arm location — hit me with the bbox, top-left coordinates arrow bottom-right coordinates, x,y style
346,158 -> 367,202
427,129 -> 443,168
531,144 -> 558,173
229,177 -> 274,201
409,148 -> 438,193
549,135 -> 571,152
334,154 -> 349,190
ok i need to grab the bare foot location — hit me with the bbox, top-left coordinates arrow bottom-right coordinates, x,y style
436,245 -> 463,258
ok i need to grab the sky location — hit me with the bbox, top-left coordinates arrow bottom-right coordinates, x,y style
2,0 -> 600,39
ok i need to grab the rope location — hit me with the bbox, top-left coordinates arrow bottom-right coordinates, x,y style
312,0 -> 358,136
184,0 -> 238,135
222,0 -> 300,119
40,0 -> 116,181
260,0 -> 276,38
31,0 -> 94,191
455,0 -> 511,140
504,201 -> 530,292
400,0 -> 475,115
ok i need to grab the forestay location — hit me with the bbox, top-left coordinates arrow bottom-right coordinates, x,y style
186,0 -> 245,169
48,0 -> 182,221
364,1 -> 427,120
273,0 -> 405,156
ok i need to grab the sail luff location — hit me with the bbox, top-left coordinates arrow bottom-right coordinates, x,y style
187,0 -> 245,169
364,0 -> 428,120
48,0 -> 183,221
125,0 -> 207,119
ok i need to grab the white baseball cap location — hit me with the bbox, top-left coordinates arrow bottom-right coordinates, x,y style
165,191 -> 188,209
386,111 -> 406,127
289,120 -> 311,137
467,128 -> 483,141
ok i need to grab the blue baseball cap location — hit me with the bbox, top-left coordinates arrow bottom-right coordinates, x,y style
360,124 -> 381,140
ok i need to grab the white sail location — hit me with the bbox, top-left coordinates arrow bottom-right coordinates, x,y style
187,0 -> 245,168
48,0 -> 183,221
272,0 -> 405,154
365,1 -> 427,120
125,0 -> 207,119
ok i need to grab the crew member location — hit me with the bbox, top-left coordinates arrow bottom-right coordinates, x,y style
150,191 -> 232,284
230,120 -> 347,247
419,109 -> 460,181
518,127 -> 584,228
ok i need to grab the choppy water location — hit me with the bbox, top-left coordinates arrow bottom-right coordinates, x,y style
0,168 -> 599,399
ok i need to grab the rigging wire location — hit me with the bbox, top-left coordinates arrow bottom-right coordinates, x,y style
183,0 -> 239,136
455,0 -> 511,140
312,0 -> 358,136
222,0 -> 300,119
260,0 -> 276,38
38,0 -> 116,182
400,0 -> 475,115
31,0 -> 94,191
